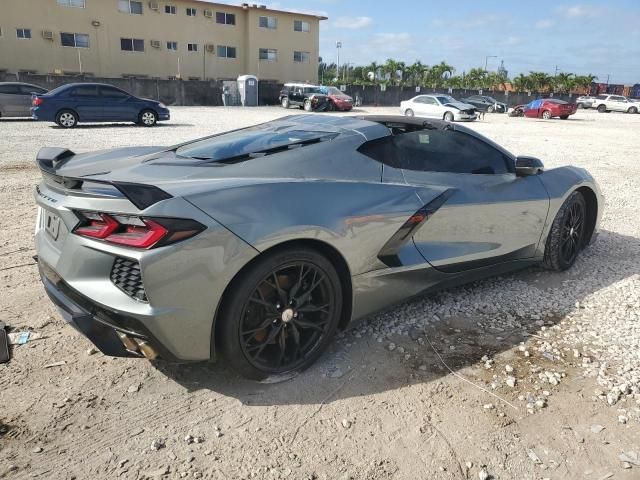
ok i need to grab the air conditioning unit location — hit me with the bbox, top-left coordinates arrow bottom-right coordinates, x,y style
150,40 -> 161,48
203,9 -> 213,18
148,1 -> 159,10
205,44 -> 215,53
42,30 -> 54,40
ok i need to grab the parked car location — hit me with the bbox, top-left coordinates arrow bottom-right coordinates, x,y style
31,83 -> 170,128
575,95 -> 596,109
320,86 -> 354,111
34,114 -> 601,379
279,83 -> 330,111
0,82 -> 48,118
522,99 -> 577,119
460,95 -> 507,113
592,94 -> 639,114
508,105 -> 525,117
401,94 -> 477,121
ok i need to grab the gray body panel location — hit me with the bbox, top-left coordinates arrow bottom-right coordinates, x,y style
0,82 -> 46,117
33,115 -> 603,361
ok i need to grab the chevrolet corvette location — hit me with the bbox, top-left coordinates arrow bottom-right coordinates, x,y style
34,115 -> 602,379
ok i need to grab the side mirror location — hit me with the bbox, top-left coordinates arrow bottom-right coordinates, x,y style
515,156 -> 544,176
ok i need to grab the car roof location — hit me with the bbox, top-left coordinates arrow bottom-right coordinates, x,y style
0,82 -> 44,87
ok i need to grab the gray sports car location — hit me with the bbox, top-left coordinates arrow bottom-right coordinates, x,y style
34,115 -> 602,379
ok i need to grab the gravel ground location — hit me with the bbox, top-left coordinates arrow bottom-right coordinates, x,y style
1,107 -> 639,479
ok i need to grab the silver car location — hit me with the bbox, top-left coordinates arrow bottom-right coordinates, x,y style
0,82 -> 48,118
34,115 -> 602,380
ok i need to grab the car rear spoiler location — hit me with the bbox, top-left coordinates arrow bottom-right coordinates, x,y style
36,147 -> 173,210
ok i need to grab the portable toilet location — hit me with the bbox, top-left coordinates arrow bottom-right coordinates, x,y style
237,75 -> 258,106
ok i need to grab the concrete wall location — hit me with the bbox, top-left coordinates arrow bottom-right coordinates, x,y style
0,0 -> 322,83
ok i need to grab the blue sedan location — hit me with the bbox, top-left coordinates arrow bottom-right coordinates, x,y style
31,83 -> 170,128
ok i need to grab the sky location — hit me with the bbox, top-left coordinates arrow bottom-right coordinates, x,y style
260,0 -> 640,84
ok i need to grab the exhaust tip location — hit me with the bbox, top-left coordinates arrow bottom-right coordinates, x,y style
134,339 -> 158,360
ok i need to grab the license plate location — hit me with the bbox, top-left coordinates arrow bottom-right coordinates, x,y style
44,211 -> 61,241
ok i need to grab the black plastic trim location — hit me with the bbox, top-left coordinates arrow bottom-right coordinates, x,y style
378,189 -> 455,267
434,244 -> 537,273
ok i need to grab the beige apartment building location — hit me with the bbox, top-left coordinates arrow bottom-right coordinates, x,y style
0,0 -> 325,82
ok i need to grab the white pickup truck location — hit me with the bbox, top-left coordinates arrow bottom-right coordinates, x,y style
592,94 -> 640,114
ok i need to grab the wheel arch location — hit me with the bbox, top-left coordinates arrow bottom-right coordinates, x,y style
57,107 -> 80,121
576,186 -> 598,245
211,238 -> 353,359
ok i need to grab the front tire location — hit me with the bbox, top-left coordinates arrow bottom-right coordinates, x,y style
303,99 -> 313,112
404,108 -> 414,117
56,109 -> 78,128
628,106 -> 638,114
487,105 -> 495,113
560,115 -> 569,120
281,97 -> 290,109
139,109 -> 158,127
218,247 -> 343,380
443,111 -> 454,122
543,191 -> 587,271
597,104 -> 607,113
542,110 -> 552,120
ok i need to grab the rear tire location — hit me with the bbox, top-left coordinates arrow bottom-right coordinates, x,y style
303,99 -> 313,112
487,105 -> 495,113
543,191 -> 587,272
560,115 -> 569,120
577,103 -> 584,109
281,97 -> 290,109
404,108 -> 414,117
139,109 -> 158,127
443,111 -> 454,122
56,109 -> 78,128
217,247 -> 343,381
597,104 -> 607,113
542,110 -> 552,120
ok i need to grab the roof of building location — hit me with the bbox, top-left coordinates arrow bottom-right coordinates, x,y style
189,1 -> 328,20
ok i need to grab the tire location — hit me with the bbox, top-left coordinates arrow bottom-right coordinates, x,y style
404,108 -> 414,117
597,104 -> 607,113
560,115 -> 569,120
303,99 -> 313,112
487,105 -> 495,113
55,109 -> 78,128
443,111 -> 454,122
577,103 -> 583,109
281,97 -> 290,109
541,110 -> 552,120
543,191 -> 587,272
628,106 -> 638,114
327,101 -> 335,112
139,109 -> 158,127
217,247 -> 343,380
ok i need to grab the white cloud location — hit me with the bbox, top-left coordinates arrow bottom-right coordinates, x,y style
557,4 -> 602,18
504,36 -> 522,46
459,14 -> 501,28
535,19 -> 554,29
332,16 -> 373,29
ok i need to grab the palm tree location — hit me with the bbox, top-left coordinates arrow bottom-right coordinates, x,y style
405,61 -> 426,87
528,72 -> 553,92
424,61 -> 455,88
573,74 -> 598,93
512,73 -> 532,92
553,72 -> 575,93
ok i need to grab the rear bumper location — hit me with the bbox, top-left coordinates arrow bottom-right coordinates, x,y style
39,260 -> 179,360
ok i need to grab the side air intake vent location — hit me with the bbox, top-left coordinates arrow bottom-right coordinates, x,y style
111,257 -> 147,302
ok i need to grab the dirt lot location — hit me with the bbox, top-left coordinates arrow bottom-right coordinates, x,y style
1,107 -> 639,480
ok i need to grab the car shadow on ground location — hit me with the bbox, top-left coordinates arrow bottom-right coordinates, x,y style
48,123 -> 193,129
0,118 -> 34,122
155,229 -> 639,405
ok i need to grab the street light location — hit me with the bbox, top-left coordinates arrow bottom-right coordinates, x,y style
484,55 -> 497,71
336,41 -> 342,81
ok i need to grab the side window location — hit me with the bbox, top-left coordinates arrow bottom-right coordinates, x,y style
358,131 -> 512,175
19,85 -> 45,95
0,85 -> 20,94
424,97 -> 437,105
100,87 -> 129,98
72,86 -> 98,97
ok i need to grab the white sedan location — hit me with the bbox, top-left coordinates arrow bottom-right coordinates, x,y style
400,94 -> 477,122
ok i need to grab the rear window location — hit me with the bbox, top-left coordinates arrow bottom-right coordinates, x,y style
175,125 -> 337,161
546,99 -> 567,104
597,95 -> 608,100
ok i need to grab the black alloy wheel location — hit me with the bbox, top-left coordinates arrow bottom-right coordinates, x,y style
543,191 -> 587,271
218,248 -> 342,380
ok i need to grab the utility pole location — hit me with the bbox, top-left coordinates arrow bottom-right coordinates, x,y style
336,41 -> 342,81
554,65 -> 559,77
606,74 -> 610,85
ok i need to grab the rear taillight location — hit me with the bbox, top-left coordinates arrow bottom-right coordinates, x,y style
32,97 -> 43,107
73,212 -> 205,249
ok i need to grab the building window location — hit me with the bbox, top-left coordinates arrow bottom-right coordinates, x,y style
57,0 -> 86,7
165,5 -> 176,14
121,38 -> 145,52
294,20 -> 310,32
16,28 -> 32,39
186,7 -> 197,16
259,16 -> 277,29
166,41 -> 178,50
216,45 -> 236,58
215,12 -> 235,25
61,32 -> 90,48
187,43 -> 198,52
119,0 -> 143,14
259,48 -> 277,62
293,51 -> 310,63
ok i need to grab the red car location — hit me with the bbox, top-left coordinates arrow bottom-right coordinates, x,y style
323,86 -> 354,111
523,98 -> 577,119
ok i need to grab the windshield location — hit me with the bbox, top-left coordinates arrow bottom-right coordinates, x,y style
436,95 -> 456,104
484,96 -> 498,103
324,87 -> 343,95
175,125 -> 337,161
